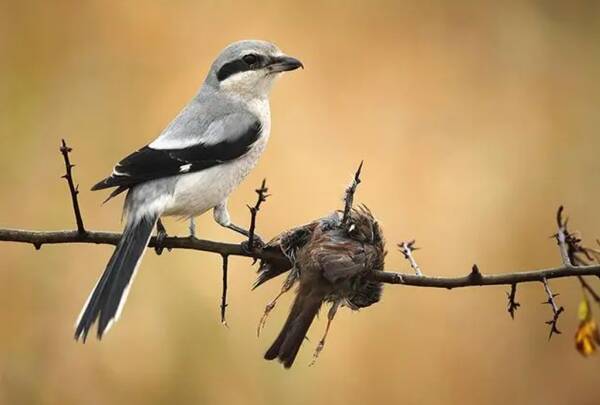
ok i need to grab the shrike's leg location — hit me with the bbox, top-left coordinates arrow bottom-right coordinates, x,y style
309,300 -> 341,366
213,201 -> 264,245
154,218 -> 168,255
188,217 -> 196,238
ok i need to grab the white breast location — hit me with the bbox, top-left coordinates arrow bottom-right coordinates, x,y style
161,98 -> 271,218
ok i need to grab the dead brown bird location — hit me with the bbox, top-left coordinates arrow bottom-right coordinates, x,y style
255,206 -> 385,368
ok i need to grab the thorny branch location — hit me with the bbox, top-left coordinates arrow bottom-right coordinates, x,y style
506,283 -> 520,319
551,205 -> 600,330
2,140 -> 600,341
398,240 -> 422,276
554,205 -> 600,267
0,228 -> 287,262
555,205 -> 573,267
2,222 -> 600,288
220,254 -> 229,326
341,161 -> 363,227
542,277 -> 564,339
372,264 -> 600,288
247,179 -> 269,249
60,139 -> 85,233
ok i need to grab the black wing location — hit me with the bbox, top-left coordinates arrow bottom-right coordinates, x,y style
92,120 -> 262,197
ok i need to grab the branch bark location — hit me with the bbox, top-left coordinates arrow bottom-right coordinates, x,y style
0,228 -> 287,263
371,264 -> 600,288
3,227 -> 600,288
60,139 -> 85,233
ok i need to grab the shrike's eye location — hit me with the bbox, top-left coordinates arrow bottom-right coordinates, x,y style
242,54 -> 258,65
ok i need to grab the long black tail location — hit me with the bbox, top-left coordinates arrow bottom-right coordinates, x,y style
74,214 -> 158,342
264,285 -> 324,368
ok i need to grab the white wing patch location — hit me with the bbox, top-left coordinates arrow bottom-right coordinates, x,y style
179,163 -> 192,173
112,167 -> 128,176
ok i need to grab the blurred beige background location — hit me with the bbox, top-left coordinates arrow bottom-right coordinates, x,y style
1,1 -> 600,404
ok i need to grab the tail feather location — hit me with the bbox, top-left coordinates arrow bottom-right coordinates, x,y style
264,286 -> 324,368
74,214 -> 158,341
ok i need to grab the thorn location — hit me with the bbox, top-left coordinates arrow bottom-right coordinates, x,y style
506,283 -> 520,319
220,254 -> 229,325
398,240 -> 422,276
469,264 -> 482,281
246,179 -> 269,249
342,161 -> 364,225
541,277 -> 563,339
355,160 -> 364,180
556,205 -> 564,227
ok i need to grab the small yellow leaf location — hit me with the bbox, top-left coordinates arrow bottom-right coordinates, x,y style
575,319 -> 600,357
578,296 -> 591,322
575,295 -> 600,357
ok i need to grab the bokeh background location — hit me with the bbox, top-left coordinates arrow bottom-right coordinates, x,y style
1,1 -> 600,404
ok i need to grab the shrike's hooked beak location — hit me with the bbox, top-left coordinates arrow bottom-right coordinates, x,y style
268,55 -> 304,73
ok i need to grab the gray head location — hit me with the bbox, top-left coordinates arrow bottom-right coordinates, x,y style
204,40 -> 303,99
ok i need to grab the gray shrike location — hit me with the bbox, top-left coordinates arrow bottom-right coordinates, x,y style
75,40 -> 303,341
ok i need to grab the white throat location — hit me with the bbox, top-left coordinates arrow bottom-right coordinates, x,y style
219,71 -> 278,103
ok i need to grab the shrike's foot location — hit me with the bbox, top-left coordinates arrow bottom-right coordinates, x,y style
253,234 -> 265,247
155,219 -> 168,256
241,236 -> 264,254
226,223 -> 251,237
224,223 -> 263,252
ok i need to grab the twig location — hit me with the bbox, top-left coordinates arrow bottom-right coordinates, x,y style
3,228 -> 600,287
60,139 -> 85,233
554,206 -> 572,267
0,228 -> 288,262
369,264 -> 600,288
554,206 -> 598,267
554,206 -> 600,306
247,179 -> 269,248
541,277 -> 564,339
398,240 -> 422,276
506,283 -> 520,319
220,254 -> 229,326
4,229 -> 600,288
341,161 -> 363,226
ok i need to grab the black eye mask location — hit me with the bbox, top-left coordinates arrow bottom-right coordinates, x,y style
217,53 -> 266,82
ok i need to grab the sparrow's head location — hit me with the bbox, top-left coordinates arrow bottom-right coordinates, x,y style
345,206 -> 384,246
206,40 -> 303,99
344,206 -> 386,309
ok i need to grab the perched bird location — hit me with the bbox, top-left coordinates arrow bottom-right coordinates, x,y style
75,40 -> 303,341
256,206 -> 385,368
